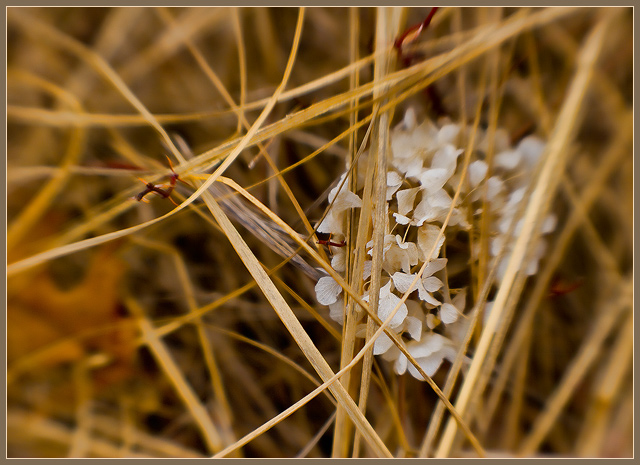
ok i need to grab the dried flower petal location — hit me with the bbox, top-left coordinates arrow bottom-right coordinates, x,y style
315,276 -> 342,305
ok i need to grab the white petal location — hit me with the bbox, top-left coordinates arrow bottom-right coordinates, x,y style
428,189 -> 453,209
333,189 -> 363,212
396,187 -> 420,215
413,198 -> 438,226
542,214 -> 557,234
331,249 -> 347,272
437,124 -> 460,146
486,176 -> 505,201
424,258 -> 447,277
426,313 -> 438,329
405,316 -> 423,341
391,272 -> 419,294
395,234 -> 409,249
378,292 -> 408,328
420,168 -> 449,194
408,353 -> 445,379
379,280 -> 393,297
315,276 -> 342,305
363,260 -> 372,280
408,333 -> 445,358
403,108 -> 417,130
329,300 -> 344,324
417,282 -> 441,306
495,149 -> 521,170
431,144 -> 461,175
440,303 -> 459,324
316,212 -> 342,234
507,187 -> 526,209
327,173 -> 347,203
393,213 -> 411,225
387,171 -> 403,187
387,184 -> 402,201
452,288 -> 467,313
373,331 -> 394,355
394,352 -> 408,374
418,224 -> 445,260
422,276 -> 443,292
468,160 -> 488,187
518,136 -> 546,167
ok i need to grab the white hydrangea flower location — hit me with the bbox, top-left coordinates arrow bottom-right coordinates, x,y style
313,108 -> 555,383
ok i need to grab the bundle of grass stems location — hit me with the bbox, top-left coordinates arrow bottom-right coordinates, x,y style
7,7 -> 632,458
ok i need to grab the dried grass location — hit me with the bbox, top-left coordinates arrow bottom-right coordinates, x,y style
7,7 -> 632,458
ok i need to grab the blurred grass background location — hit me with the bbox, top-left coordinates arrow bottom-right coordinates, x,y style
7,7 -> 633,458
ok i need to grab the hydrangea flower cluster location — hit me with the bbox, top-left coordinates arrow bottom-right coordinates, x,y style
314,109 -> 555,381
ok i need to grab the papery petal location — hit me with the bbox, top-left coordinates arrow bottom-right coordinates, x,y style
315,276 -> 342,305
316,211 -> 342,234
408,353 -> 445,379
394,352 -> 408,375
422,276 -> 443,292
329,300 -> 344,324
333,189 -> 363,212
437,124 -> 460,146
396,187 -> 420,215
391,272 -> 419,294
428,189 -> 453,209
495,149 -> 521,170
396,235 -> 410,249
440,303 -> 459,324
418,224 -> 445,260
393,213 -> 412,225
468,160 -> 488,187
413,198 -> 438,226
486,176 -> 505,201
373,331 -> 394,355
417,282 -> 441,306
542,214 -> 557,234
424,258 -> 447,276
507,187 -> 526,209
378,291 -> 408,328
386,171 -> 404,200
403,108 -> 417,130
408,333 -> 445,358
452,288 -> 467,312
420,168 -> 449,194
518,136 -> 545,167
331,249 -> 346,272
426,313 -> 438,329
405,316 -> 423,341
387,171 -> 403,187
327,173 -> 347,203
431,144 -> 461,176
